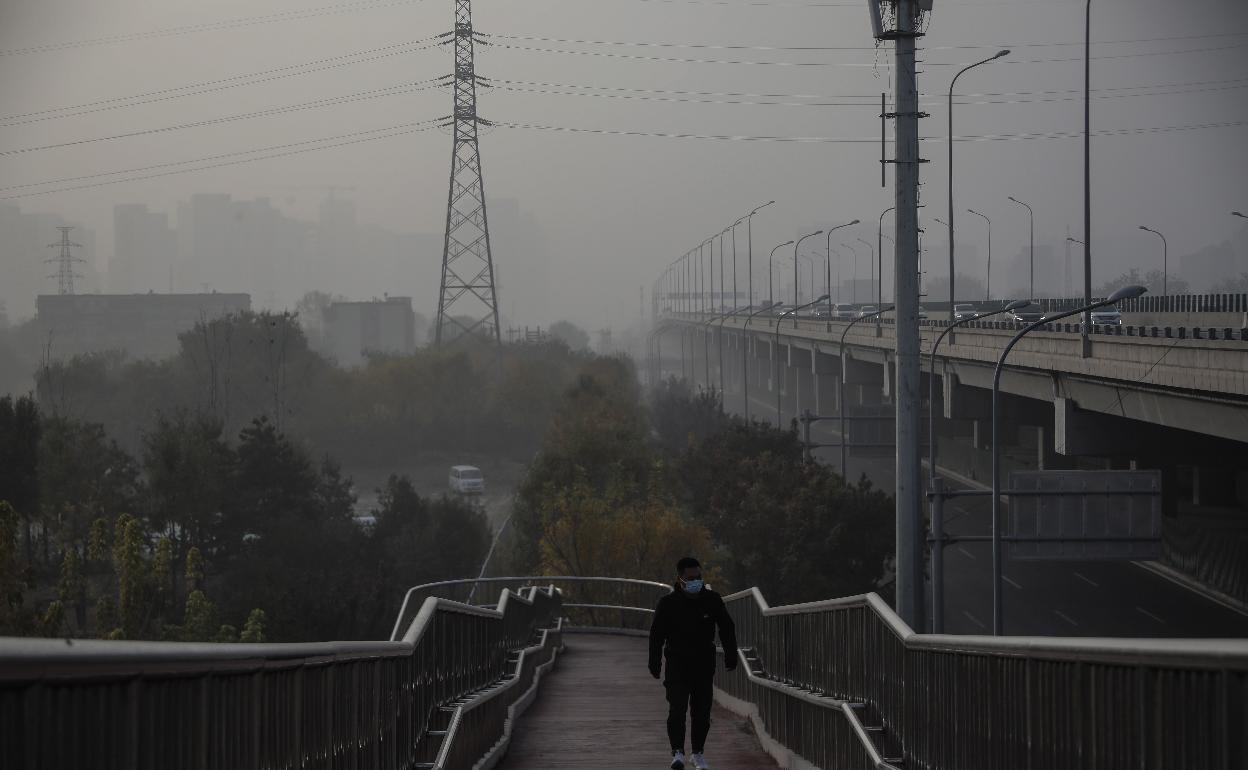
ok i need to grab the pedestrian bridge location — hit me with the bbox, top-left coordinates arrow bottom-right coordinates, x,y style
3,577 -> 1245,769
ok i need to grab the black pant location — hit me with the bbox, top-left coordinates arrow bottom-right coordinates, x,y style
664,655 -> 714,753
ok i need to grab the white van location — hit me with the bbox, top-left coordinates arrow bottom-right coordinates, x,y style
449,465 -> 485,495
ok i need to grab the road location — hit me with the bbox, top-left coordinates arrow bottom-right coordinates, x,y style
737,391 -> 1248,638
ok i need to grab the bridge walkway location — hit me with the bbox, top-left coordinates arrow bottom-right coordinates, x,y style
498,634 -> 777,769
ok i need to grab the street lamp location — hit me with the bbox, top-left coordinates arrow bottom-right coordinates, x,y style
926,297 -> 1027,633
842,242 -> 859,303
967,208 -> 992,301
928,299 -> 1028,477
797,254 -> 816,306
744,201 -> 776,308
794,230 -> 824,306
1138,225 -> 1167,297
879,207 -> 895,306
1008,196 -> 1035,300
825,219 -> 859,313
768,240 -> 794,305
839,305 -> 894,478
708,302 -> 754,403
948,49 -> 1010,321
857,237 -> 878,323
743,300 -> 780,421
774,295 -> 830,425
989,284 -> 1148,635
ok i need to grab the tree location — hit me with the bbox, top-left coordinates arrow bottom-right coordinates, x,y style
1211,273 -> 1248,293
142,412 -> 234,567
675,419 -> 894,604
0,395 -> 40,563
549,320 -> 591,351
1098,268 -> 1189,297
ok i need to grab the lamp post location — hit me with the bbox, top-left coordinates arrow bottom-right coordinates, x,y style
1008,196 -> 1035,300
743,301 -> 780,421
857,237 -> 878,324
708,302 -> 753,403
794,230 -> 824,306
927,298 -> 1027,633
839,305 -> 894,478
928,299 -> 1028,475
768,240 -> 794,305
947,49 -> 1011,321
842,242 -> 859,303
774,295 -> 830,426
744,201 -> 775,308
797,254 -> 817,306
824,220 -> 859,313
989,284 -> 1148,635
1138,225 -> 1167,297
967,208 -> 992,301
879,207 -> 895,306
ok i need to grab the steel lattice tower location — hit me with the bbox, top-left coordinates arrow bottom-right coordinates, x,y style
47,226 -> 84,295
434,0 -> 500,345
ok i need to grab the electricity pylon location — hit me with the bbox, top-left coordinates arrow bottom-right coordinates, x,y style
434,0 -> 500,345
47,226 -> 85,295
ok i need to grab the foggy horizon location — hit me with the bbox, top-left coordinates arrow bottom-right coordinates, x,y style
2,0 -> 1247,330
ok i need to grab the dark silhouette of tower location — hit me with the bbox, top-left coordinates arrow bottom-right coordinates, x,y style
434,0 -> 500,345
47,226 -> 85,295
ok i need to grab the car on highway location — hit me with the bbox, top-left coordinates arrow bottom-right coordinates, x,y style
918,306 -> 929,322
856,305 -> 880,319
1090,305 -> 1123,326
953,303 -> 978,321
449,465 -> 485,495
1008,303 -> 1047,323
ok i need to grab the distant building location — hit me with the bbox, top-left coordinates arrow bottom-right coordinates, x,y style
112,203 -> 175,293
323,297 -> 416,366
35,293 -> 250,360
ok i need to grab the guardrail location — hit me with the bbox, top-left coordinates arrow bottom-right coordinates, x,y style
391,576 -> 672,641
0,584 -> 562,770
717,588 -> 1248,770
664,311 -> 1248,343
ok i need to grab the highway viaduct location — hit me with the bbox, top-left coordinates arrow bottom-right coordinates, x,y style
653,312 -> 1248,624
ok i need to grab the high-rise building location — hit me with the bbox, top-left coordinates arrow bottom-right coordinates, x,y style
322,296 -> 416,366
112,204 -> 175,293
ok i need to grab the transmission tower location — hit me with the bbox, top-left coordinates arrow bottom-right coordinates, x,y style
434,0 -> 500,345
46,226 -> 85,295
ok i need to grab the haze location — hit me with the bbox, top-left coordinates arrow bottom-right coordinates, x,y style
2,0 -> 1246,329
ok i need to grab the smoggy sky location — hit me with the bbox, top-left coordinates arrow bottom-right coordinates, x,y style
2,0 -> 1246,328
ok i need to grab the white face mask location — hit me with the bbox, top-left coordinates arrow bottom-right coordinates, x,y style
681,577 -> 704,594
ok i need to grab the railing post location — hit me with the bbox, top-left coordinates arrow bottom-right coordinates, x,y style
930,476 -> 945,634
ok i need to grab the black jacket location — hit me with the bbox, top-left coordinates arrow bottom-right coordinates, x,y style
648,586 -> 739,674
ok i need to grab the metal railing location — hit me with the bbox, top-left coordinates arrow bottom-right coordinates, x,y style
391,576 -> 672,641
0,584 -> 563,770
718,587 -> 1248,770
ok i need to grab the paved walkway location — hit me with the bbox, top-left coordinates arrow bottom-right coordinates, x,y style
498,634 -> 777,769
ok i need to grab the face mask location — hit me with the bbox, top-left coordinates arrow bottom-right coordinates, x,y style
682,578 -> 704,594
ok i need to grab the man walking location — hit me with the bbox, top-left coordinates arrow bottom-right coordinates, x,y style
648,557 -> 739,770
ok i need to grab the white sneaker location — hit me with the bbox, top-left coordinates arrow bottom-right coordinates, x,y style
690,753 -> 710,770
670,750 -> 686,769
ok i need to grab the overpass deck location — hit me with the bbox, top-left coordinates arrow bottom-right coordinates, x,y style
499,634 -> 775,770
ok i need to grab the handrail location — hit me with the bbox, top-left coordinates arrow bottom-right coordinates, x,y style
391,576 -> 672,641
719,586 -> 1248,770
1,584 -> 563,770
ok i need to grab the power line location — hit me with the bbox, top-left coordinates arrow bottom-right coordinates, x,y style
484,39 -> 1248,69
0,77 -> 449,156
0,37 -> 443,127
0,118 -> 444,196
494,117 -> 1248,144
491,29 -> 1248,53
489,76 -> 1248,110
0,0 -> 429,57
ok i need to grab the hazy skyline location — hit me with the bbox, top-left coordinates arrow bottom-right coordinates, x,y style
2,0 -> 1247,329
